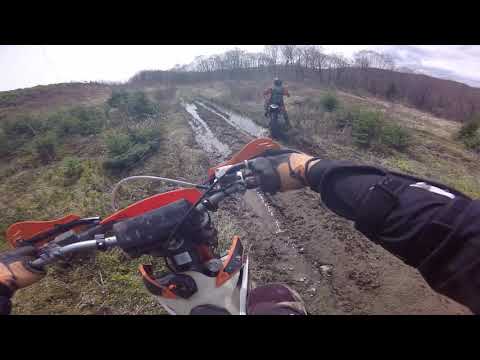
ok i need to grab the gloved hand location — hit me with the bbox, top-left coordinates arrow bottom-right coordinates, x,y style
249,149 -> 320,194
0,246 -> 45,315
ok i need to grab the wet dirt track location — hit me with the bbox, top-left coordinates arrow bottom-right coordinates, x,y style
182,99 -> 470,315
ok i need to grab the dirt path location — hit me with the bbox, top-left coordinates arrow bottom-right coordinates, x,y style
182,98 -> 470,315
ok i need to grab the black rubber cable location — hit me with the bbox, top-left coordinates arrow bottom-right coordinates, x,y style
165,170 -> 232,247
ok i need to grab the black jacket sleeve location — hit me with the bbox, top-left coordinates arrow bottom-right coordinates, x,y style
307,160 -> 480,313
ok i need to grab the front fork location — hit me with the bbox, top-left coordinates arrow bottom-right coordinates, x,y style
141,236 -> 249,315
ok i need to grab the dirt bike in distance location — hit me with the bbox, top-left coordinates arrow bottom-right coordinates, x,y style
268,104 -> 289,141
5,138 -> 283,315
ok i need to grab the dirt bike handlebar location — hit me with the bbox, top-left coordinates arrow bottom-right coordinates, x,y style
30,236 -> 118,268
28,166 -> 256,270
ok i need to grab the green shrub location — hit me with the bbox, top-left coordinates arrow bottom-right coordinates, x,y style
105,132 -> 134,157
2,116 -> 42,137
380,121 -> 411,151
34,132 -> 57,163
107,90 -> 157,120
0,129 -> 14,157
107,90 -> 128,108
103,142 -> 152,171
49,113 -> 81,136
351,110 -> 383,148
129,127 -> 160,144
130,92 -> 157,118
47,106 -> 106,137
69,107 -> 107,135
61,157 -> 84,184
334,108 -> 356,129
457,116 -> 480,140
463,134 -> 480,151
456,114 -> 480,151
349,110 -> 411,151
103,128 -> 160,172
320,93 -> 339,112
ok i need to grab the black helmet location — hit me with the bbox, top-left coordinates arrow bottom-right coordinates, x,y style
274,78 -> 282,86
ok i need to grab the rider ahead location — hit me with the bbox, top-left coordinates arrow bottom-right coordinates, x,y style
264,78 -> 290,121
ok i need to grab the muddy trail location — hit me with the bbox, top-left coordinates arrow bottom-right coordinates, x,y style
181,99 -> 470,314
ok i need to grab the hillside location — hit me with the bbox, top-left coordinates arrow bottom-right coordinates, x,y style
130,66 -> 480,124
1,79 -> 479,314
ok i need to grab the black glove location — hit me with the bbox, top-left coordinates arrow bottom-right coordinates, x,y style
248,149 -> 320,194
0,246 -> 46,315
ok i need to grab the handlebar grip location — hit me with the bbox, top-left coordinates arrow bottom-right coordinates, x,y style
113,199 -> 192,258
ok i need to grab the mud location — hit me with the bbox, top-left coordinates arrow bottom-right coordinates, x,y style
196,100 -> 268,138
182,98 -> 471,315
183,100 -> 285,238
182,102 -> 231,159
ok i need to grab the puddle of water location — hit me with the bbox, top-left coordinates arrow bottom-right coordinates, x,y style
182,102 -> 231,158
196,100 -> 268,138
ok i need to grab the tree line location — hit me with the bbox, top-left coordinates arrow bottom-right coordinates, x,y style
129,46 -> 480,123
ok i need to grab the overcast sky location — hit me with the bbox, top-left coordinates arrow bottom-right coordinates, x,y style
1,45 -> 480,92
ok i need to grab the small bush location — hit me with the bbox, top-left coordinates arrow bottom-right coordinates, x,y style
61,157 -> 84,185
69,107 -> 107,135
105,132 -> 134,157
457,117 -> 480,140
34,132 -> 57,163
2,116 -> 42,137
129,127 -> 160,144
103,142 -> 152,171
49,113 -> 81,136
103,128 -> 160,172
456,114 -> 480,151
463,134 -> 480,151
320,93 -> 339,112
129,92 -> 157,118
107,90 -> 128,108
47,106 -> 106,137
351,110 -> 383,148
380,121 -> 411,151
334,108 -> 356,129
0,129 -> 17,157
107,90 -> 158,120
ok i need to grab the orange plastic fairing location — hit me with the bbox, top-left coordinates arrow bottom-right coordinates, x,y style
101,188 -> 202,226
6,214 -> 81,249
207,138 -> 281,179
216,235 -> 244,287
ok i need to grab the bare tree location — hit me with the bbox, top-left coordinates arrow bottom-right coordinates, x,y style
264,45 -> 280,65
280,45 -> 298,65
354,50 -> 373,68
324,54 -> 351,83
